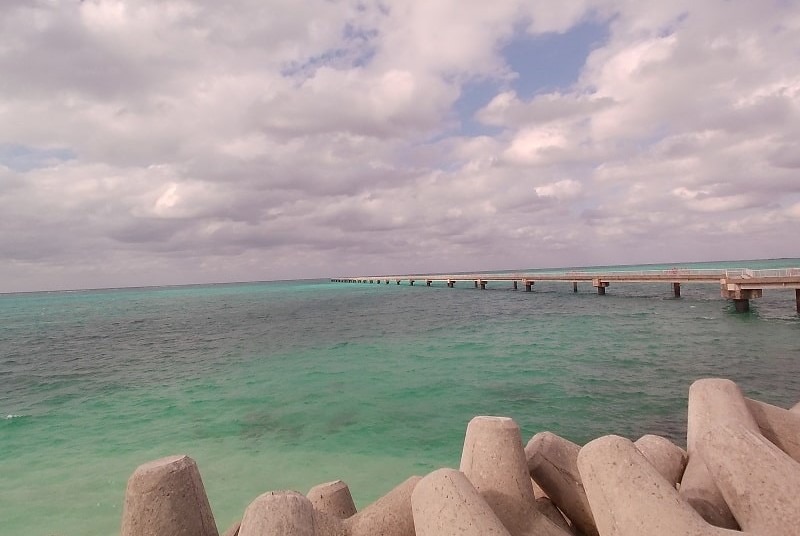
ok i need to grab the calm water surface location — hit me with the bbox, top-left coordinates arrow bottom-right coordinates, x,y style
1,259 -> 799,535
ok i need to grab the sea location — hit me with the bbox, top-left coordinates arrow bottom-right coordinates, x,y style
1,258 -> 799,536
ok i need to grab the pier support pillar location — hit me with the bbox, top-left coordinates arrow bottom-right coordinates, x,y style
573,282 -> 578,293
513,280 -> 518,290
474,280 -> 479,288
796,289 -> 800,314
447,280 -> 454,288
426,280 -> 431,287
721,284 -> 761,313
733,299 -> 750,313
673,282 -> 681,298
593,279 -> 609,295
525,280 -> 533,292
480,280 -> 486,290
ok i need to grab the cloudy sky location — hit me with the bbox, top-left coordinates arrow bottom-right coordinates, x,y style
1,0 -> 799,292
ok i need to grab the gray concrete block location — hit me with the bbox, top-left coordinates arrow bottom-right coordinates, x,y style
411,468 -> 512,536
460,416 -> 570,536
344,476 -> 419,536
745,397 -> 800,462
525,431 -> 597,536
634,434 -> 688,487
535,497 -> 574,534
238,491 -> 315,536
578,435 -> 743,536
307,480 -> 357,519
698,423 -> 800,535
120,454 -> 219,536
681,378 -> 756,529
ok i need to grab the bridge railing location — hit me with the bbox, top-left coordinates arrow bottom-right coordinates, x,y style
355,267 -> 800,280
726,268 -> 800,279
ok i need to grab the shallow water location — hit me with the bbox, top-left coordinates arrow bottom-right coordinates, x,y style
1,259 -> 799,535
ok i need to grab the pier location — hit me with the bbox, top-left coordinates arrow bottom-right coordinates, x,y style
332,268 -> 800,313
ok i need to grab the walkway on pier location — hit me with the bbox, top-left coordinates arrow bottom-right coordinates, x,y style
332,268 -> 800,313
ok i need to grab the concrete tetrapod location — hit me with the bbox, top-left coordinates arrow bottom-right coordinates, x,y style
681,378 -> 759,529
120,454 -> 219,536
221,521 -> 241,536
534,497 -> 574,534
745,397 -> 800,462
411,468 -> 512,536
307,480 -> 357,519
344,476 -> 420,536
577,435 -> 745,536
634,434 -> 688,487
698,423 -> 800,535
238,491 -> 317,536
525,431 -> 597,536
460,416 -> 571,536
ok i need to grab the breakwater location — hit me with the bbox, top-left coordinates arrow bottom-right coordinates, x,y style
118,377 -> 800,535
334,267 -> 800,313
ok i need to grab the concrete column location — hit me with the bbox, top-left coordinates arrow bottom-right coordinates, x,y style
460,416 -> 570,536
573,282 -> 578,293
525,281 -> 532,292
673,282 -> 681,298
721,286 -> 761,312
479,280 -> 486,290
525,431 -> 598,536
535,497 -> 572,533
411,468 -> 512,536
426,280 -> 431,287
307,479 -> 357,519
680,378 -> 758,529
578,435 -> 730,536
634,434 -> 688,487
239,491 -> 314,536
592,279 -> 609,295
121,455 -> 219,536
513,280 -> 518,290
345,476 -> 420,536
745,397 -> 800,462
697,423 -> 800,535
474,280 -> 479,288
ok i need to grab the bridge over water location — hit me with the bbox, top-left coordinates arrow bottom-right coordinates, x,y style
332,268 -> 800,313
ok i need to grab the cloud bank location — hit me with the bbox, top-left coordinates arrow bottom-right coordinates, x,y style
1,0 -> 798,291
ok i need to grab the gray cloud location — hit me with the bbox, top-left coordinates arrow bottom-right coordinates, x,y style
0,0 -> 798,292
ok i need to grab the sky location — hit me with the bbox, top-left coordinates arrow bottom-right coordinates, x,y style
1,0 -> 799,292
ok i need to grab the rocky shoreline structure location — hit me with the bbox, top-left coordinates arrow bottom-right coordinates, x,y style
119,378 -> 800,535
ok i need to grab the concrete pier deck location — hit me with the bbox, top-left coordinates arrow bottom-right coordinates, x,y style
332,268 -> 800,313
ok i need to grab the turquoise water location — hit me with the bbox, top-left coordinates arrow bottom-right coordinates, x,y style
2,259 -> 799,535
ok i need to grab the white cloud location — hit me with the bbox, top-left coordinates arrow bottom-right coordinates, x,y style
0,0 -> 798,291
